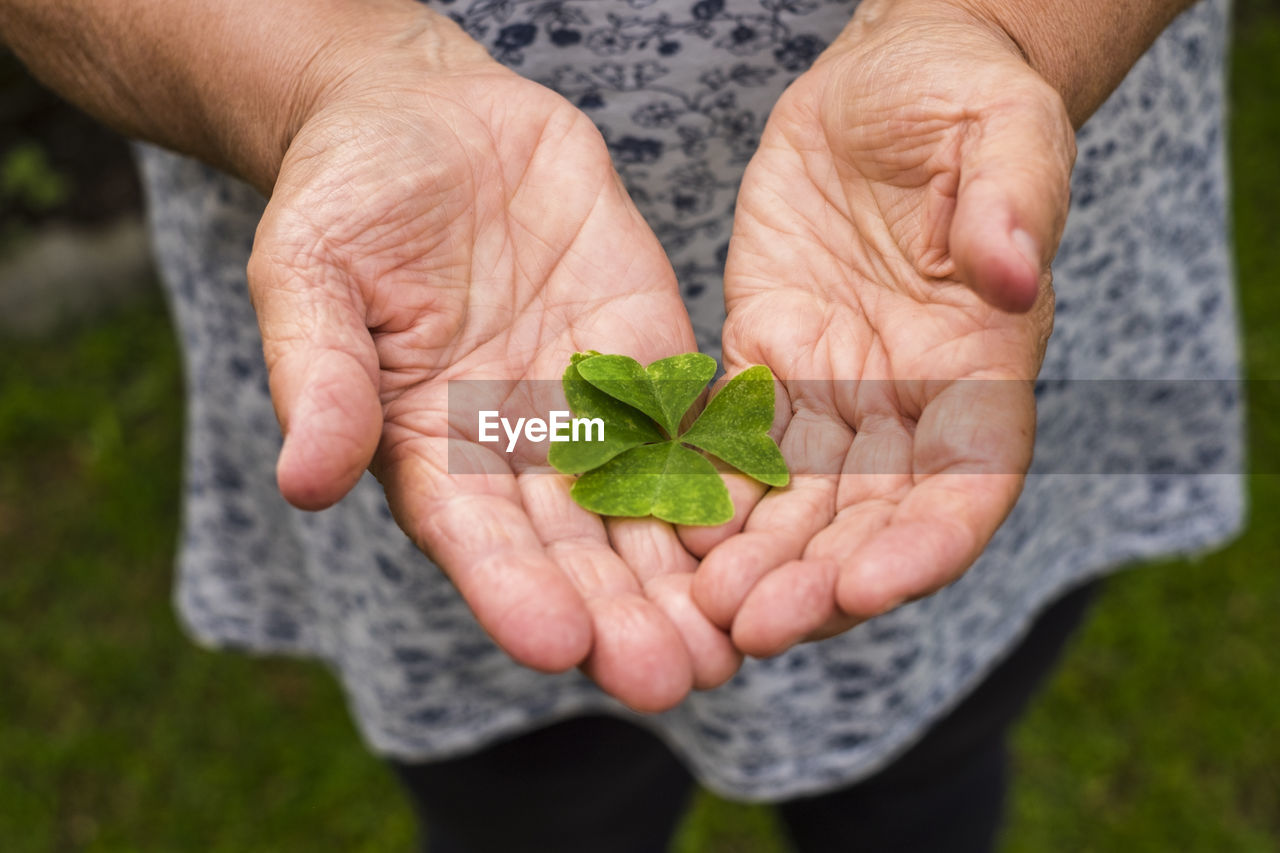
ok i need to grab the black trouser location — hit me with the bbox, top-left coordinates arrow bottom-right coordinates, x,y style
390,581 -> 1099,853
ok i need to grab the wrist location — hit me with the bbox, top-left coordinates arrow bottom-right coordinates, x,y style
815,0 -> 1034,88
241,1 -> 495,192
922,0 -> 1097,125
0,0 -> 497,196
848,0 -> 1196,127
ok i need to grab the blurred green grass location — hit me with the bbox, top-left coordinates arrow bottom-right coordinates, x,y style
2,4 -> 1279,851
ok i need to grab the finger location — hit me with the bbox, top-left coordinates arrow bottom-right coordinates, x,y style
578,593 -> 694,712
607,517 -> 699,583
674,470 -> 766,558
645,572 -> 742,689
733,561 -> 905,655
831,380 -> 1033,616
731,496 -> 892,655
690,406 -> 851,630
831,473 -> 1022,617
382,448 -> 593,674
802,611 -> 863,644
731,379 -> 1000,652
521,474 -> 694,711
248,235 -> 383,511
729,558 -> 843,658
950,85 -> 1075,313
692,473 -> 835,629
607,512 -> 740,691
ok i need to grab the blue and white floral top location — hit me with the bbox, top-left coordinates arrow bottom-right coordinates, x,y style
136,0 -> 1243,799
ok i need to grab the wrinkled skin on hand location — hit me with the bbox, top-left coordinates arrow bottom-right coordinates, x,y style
248,38 -> 738,711
691,2 -> 1077,656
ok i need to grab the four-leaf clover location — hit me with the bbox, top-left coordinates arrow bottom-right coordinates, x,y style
549,351 -> 788,525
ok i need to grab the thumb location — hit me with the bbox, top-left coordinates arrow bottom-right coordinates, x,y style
247,241 -> 383,511
949,83 -> 1076,313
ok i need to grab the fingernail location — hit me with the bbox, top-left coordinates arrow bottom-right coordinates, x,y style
1011,228 -> 1041,274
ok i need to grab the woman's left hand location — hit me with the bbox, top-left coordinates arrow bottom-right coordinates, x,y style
691,0 -> 1076,655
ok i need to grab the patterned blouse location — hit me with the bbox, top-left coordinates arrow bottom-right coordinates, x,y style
135,0 -> 1242,799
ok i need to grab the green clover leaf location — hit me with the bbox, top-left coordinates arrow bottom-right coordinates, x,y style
574,352 -> 716,436
681,365 -> 789,488
549,352 -> 790,526
546,355 -> 665,474
570,442 -> 732,525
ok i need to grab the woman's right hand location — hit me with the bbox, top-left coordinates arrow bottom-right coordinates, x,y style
248,8 -> 739,710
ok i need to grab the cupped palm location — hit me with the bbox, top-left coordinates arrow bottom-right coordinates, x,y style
694,13 -> 1076,655
251,62 -> 735,709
